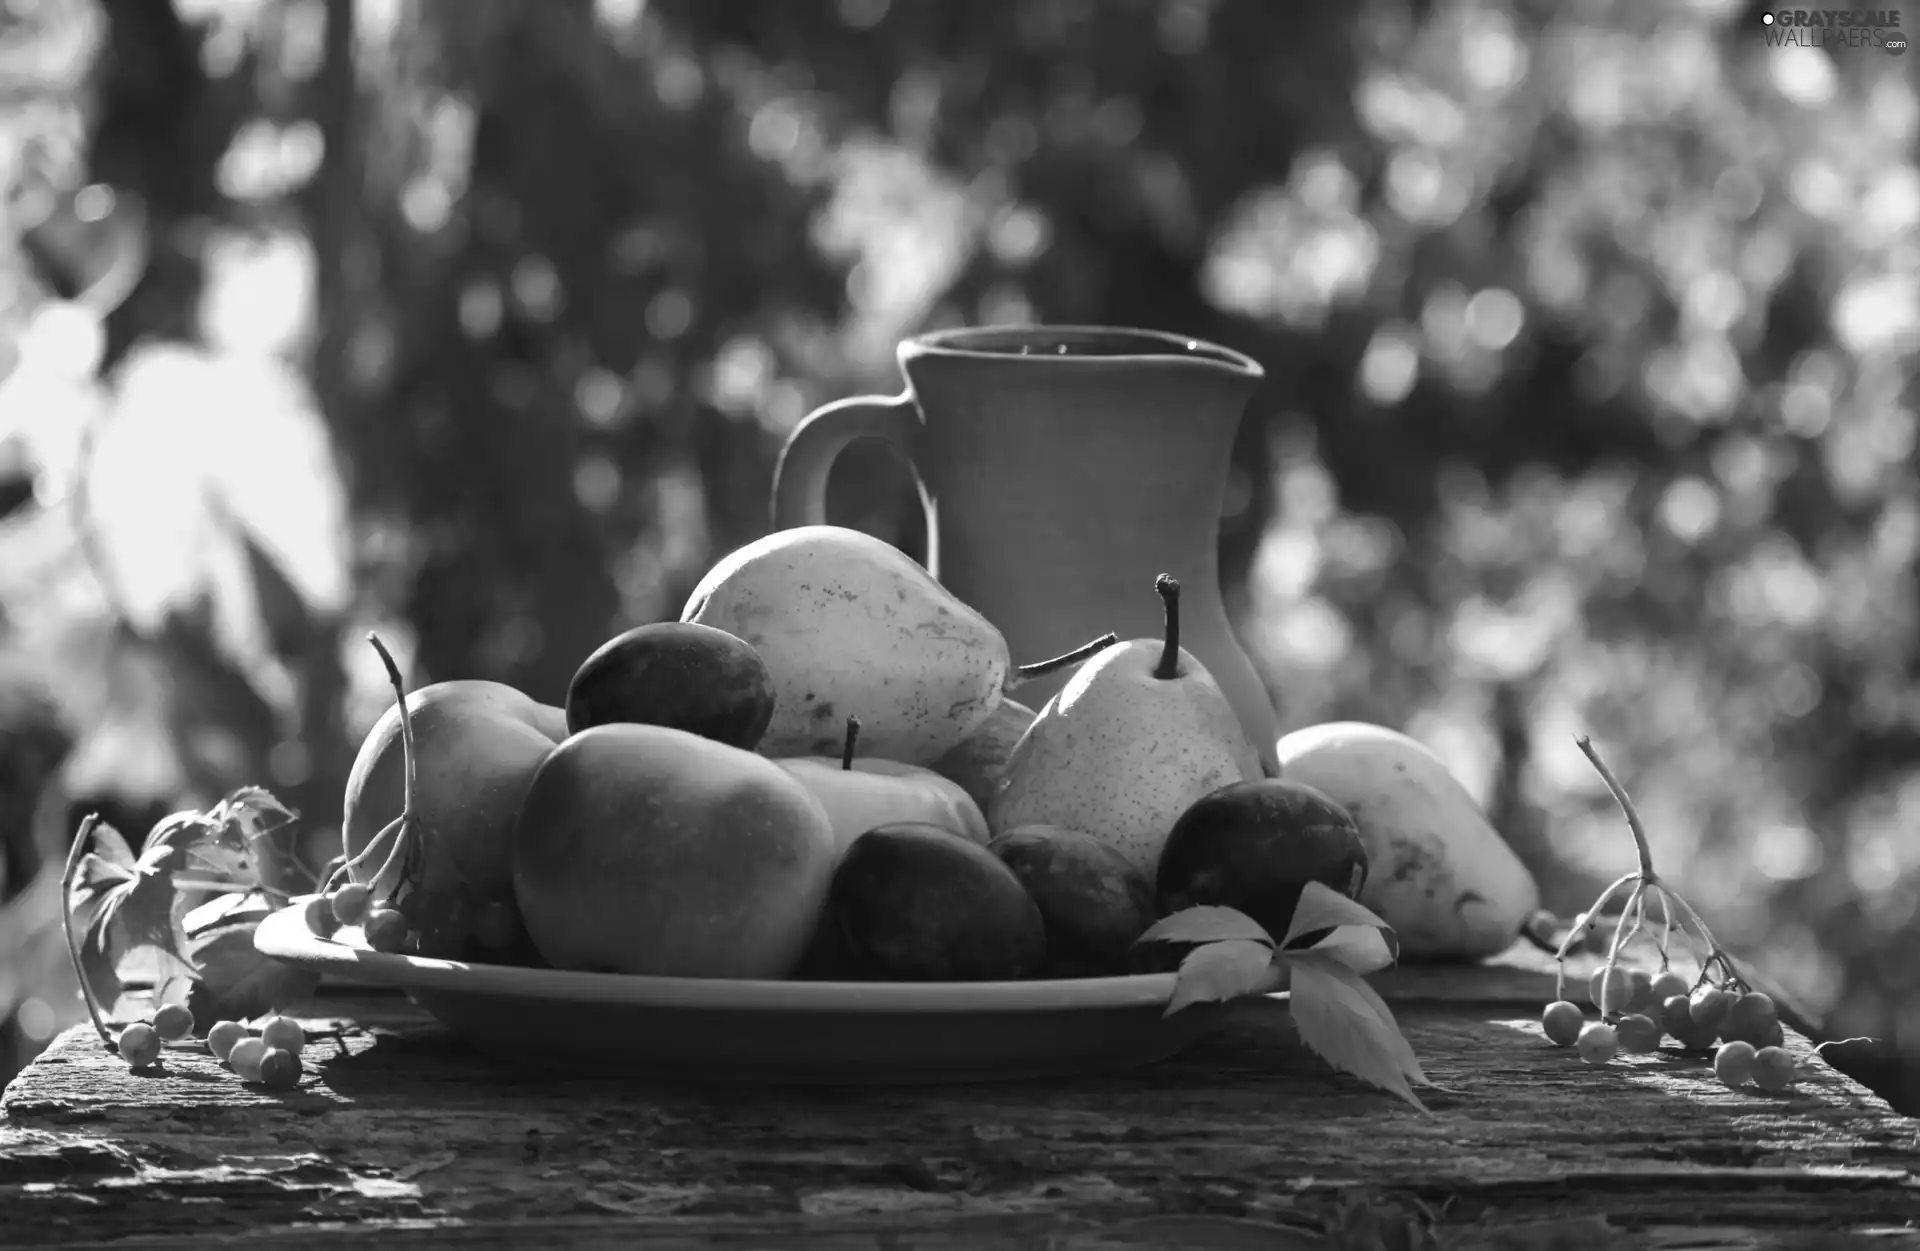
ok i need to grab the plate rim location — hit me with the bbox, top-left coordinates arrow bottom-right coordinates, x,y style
254,905 -> 1219,1014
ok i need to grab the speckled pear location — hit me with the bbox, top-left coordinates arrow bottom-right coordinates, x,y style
683,526 -> 1114,766
990,576 -> 1263,874
1272,721 -> 1540,960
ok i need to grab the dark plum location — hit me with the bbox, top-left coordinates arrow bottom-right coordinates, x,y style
566,622 -> 775,749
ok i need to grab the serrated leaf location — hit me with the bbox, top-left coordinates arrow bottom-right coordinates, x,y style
69,821 -> 137,930
185,927 -> 320,1024
183,889 -> 274,940
89,844 -> 187,959
1286,949 -> 1434,1113
1165,939 -> 1286,1017
1282,881 -> 1400,975
1137,905 -> 1275,950
198,786 -> 307,897
1306,925 -> 1396,976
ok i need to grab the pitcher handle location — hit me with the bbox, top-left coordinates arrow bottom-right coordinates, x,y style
769,392 -> 939,575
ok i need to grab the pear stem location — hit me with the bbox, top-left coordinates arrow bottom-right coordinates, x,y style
1153,574 -> 1181,680
841,716 -> 860,771
1004,633 -> 1119,691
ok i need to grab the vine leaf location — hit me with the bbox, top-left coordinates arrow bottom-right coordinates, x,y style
185,923 -> 321,1024
1287,949 -> 1435,1113
1137,905 -> 1275,949
1165,939 -> 1286,1016
1282,881 -> 1400,975
66,788 -> 302,995
1132,904 -> 1275,974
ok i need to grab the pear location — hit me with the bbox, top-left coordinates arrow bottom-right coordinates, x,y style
1272,721 -> 1541,961
991,575 -> 1264,873
683,526 -> 1114,766
928,697 -> 1036,816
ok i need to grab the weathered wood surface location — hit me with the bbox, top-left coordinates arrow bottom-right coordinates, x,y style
2,973 -> 1915,1251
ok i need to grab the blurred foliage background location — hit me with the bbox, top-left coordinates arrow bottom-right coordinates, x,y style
1,0 -> 1916,1089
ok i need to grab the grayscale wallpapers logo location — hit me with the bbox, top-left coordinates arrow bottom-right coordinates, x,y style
1760,9 -> 1905,53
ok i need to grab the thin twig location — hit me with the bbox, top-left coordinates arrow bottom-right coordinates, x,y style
1577,735 -> 1657,882
59,815 -> 115,1048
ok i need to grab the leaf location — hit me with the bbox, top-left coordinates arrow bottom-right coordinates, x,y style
1305,925 -> 1397,976
201,786 -> 308,898
185,926 -> 321,1024
1138,905 -> 1276,948
1286,949 -> 1435,1113
183,889 -> 275,940
1282,881 -> 1400,976
1165,939 -> 1286,1017
86,835 -> 191,961
69,820 -> 137,936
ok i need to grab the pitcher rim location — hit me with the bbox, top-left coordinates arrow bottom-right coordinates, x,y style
902,324 -> 1263,379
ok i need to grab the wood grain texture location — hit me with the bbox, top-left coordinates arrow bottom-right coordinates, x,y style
2,967 -> 1916,1250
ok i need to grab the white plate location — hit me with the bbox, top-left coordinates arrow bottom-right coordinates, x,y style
254,906 -> 1251,1084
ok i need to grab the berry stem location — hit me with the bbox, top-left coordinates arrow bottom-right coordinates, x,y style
1654,888 -> 1673,970
1005,632 -> 1120,690
368,633 -> 418,835
1606,881 -> 1646,969
59,813 -> 116,1049
1551,870 -> 1637,1002
1577,735 -> 1657,883
1552,872 -> 1635,965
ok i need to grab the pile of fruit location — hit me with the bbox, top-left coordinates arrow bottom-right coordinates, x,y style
298,524 -> 1543,986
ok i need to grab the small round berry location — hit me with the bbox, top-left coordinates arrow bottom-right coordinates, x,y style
1748,1017 -> 1785,1050
1598,965 -> 1636,1014
1650,970 -> 1691,1004
207,1020 -> 247,1061
1586,967 -> 1608,1009
152,1003 -> 194,1042
1576,1021 -> 1618,1065
228,1036 -> 269,1083
473,899 -> 521,950
1714,1040 -> 1757,1089
1542,1000 -> 1585,1047
117,1022 -> 161,1069
259,1016 -> 305,1053
1689,987 -> 1734,1031
1624,969 -> 1657,1014
364,907 -> 409,953
1662,995 -> 1719,1052
330,883 -> 373,927
1615,1012 -> 1663,1054
1752,1046 -> 1797,1092
258,1047 -> 302,1091
1722,992 -> 1779,1045
304,895 -> 341,939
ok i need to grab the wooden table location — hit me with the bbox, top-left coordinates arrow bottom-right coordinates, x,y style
2,947 -> 1916,1250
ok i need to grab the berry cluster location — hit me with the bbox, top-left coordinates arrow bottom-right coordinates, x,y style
111,1008 -> 311,1091
304,880 -> 413,953
1542,968 -> 1799,1091
298,635 -> 521,958
1539,738 -> 1802,1094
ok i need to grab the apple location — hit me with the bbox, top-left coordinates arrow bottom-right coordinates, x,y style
342,679 -> 566,958
775,714 -> 987,857
776,757 -> 988,856
512,723 -> 837,979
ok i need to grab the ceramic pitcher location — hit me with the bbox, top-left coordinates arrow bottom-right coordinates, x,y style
770,324 -> 1280,775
